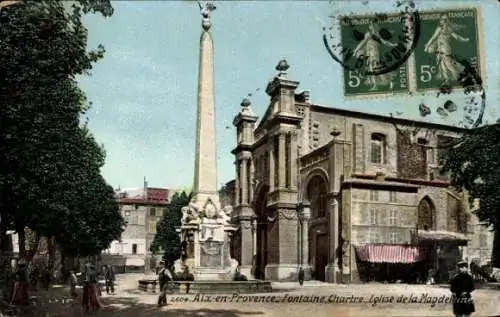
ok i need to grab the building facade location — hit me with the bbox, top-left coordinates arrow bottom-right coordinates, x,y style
228,61 -> 494,283
101,186 -> 174,271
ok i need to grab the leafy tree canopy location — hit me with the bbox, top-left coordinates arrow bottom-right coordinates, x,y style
150,191 -> 192,265
442,123 -> 500,267
0,0 -> 124,258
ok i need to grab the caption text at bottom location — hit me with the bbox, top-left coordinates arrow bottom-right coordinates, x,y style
169,293 -> 472,307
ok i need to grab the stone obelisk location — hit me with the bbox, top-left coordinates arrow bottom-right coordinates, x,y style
175,2 -> 237,280
191,2 -> 220,208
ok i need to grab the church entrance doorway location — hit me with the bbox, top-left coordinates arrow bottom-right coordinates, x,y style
255,185 -> 269,280
315,234 -> 328,281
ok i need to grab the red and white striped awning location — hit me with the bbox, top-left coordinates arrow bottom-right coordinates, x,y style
354,244 -> 423,264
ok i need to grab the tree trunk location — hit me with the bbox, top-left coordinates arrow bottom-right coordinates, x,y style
492,228 -> 500,268
17,226 -> 26,260
25,230 -> 40,263
48,236 -> 56,271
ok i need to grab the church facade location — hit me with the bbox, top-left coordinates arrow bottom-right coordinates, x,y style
227,61 -> 493,283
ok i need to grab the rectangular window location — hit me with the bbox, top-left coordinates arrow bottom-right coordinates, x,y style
368,229 -> 378,243
389,232 -> 399,244
138,214 -> 145,226
479,233 -> 487,248
370,208 -> 377,225
128,215 -> 138,225
149,207 -> 156,217
370,133 -> 386,164
389,191 -> 397,203
370,190 -> 379,201
155,208 -> 163,217
148,221 -> 157,234
389,209 -> 398,226
132,244 -> 137,255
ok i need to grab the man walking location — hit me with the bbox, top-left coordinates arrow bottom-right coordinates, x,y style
105,265 -> 115,295
450,261 -> 475,317
157,261 -> 172,307
298,267 -> 305,286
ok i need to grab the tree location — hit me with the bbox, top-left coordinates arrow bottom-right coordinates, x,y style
150,191 -> 192,266
0,0 -> 123,263
441,123 -> 500,268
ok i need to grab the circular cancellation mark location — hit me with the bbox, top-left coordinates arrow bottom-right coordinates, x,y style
437,55 -> 486,129
323,0 -> 421,76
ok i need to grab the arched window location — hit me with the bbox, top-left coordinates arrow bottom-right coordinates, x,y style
307,175 -> 328,218
418,197 -> 435,230
371,133 -> 386,164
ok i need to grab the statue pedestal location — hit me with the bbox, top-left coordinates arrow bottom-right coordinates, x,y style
176,200 -> 238,280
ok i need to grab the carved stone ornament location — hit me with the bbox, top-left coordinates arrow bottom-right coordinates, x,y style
241,220 -> 252,230
279,209 -> 297,220
203,198 -> 217,219
221,205 -> 233,224
181,204 -> 201,225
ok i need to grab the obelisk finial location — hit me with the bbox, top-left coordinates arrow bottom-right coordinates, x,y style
198,1 -> 216,31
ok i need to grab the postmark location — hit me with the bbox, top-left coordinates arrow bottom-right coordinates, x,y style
323,1 -> 421,96
436,54 -> 485,129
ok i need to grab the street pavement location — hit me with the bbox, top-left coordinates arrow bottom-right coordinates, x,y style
23,273 -> 500,317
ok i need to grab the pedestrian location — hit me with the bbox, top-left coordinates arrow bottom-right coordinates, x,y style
10,260 -> 30,306
40,264 -> 51,290
69,269 -> 78,298
157,261 -> 172,307
450,261 -> 475,317
82,261 -> 101,314
29,264 -> 39,289
105,265 -> 115,295
298,267 -> 305,286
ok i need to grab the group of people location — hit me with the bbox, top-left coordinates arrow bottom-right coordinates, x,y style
10,260 -> 53,305
9,259 -> 117,315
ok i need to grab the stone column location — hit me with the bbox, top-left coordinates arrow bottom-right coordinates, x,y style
241,160 -> 248,204
238,218 -> 254,278
325,195 -> 339,283
299,202 -> 312,280
301,205 -> 311,266
194,229 -> 200,269
249,160 -> 255,203
289,131 -> 298,190
269,143 -> 275,192
235,161 -> 240,205
278,133 -> 286,188
252,219 -> 257,260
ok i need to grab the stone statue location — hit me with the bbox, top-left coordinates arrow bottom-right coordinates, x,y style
220,205 -> 233,224
197,1 -> 216,31
181,204 -> 201,225
197,1 -> 216,15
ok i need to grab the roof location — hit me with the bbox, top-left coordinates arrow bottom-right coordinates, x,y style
309,104 -> 466,133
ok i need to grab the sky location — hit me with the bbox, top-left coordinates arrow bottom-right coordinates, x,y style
78,0 -> 500,191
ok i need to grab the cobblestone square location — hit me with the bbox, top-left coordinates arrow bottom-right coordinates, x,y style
37,274 -> 500,317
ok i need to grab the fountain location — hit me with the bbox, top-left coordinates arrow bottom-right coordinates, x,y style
138,2 -> 271,294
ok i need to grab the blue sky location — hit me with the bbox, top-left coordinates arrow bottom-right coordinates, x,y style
78,0 -> 500,190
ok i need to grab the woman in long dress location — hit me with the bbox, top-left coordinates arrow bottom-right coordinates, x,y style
10,262 -> 30,306
82,263 -> 101,314
353,22 -> 398,91
424,15 -> 469,85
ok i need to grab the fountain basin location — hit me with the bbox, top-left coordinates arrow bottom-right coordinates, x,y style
138,279 -> 272,294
